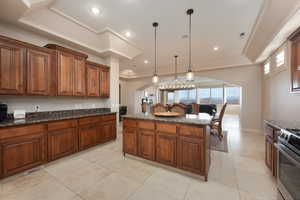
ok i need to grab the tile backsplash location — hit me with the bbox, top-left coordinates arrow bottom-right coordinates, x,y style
0,96 -> 111,113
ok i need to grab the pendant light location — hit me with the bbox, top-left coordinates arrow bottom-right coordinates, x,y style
186,9 -> 194,81
152,22 -> 159,83
174,55 -> 178,80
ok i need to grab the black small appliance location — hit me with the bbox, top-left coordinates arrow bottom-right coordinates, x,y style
0,103 -> 8,122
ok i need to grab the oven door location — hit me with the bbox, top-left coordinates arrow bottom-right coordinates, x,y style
277,143 -> 300,200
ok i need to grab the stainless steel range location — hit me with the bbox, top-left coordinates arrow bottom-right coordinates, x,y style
277,129 -> 300,200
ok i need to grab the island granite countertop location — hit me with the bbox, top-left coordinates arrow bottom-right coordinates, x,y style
124,113 -> 213,126
0,108 -> 116,128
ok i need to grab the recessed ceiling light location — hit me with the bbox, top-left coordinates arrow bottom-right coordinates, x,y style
91,7 -> 100,15
144,60 -> 149,64
213,46 -> 219,51
125,31 -> 131,38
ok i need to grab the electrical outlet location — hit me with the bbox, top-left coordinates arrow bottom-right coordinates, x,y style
34,105 -> 40,112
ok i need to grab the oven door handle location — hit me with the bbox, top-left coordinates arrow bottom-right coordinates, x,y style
275,143 -> 300,168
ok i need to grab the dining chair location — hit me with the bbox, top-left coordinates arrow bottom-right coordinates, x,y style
151,103 -> 168,113
210,103 -> 227,139
169,103 -> 187,115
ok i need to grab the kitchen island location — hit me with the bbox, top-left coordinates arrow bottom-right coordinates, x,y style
123,113 -> 212,181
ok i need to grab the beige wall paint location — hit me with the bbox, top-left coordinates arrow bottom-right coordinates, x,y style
121,64 -> 262,131
0,22 -> 119,113
262,41 -> 300,121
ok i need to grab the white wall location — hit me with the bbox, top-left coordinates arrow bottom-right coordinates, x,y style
121,64 -> 262,132
262,42 -> 300,121
0,22 -> 119,113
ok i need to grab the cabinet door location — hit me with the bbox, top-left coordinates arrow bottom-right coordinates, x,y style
1,133 -> 46,177
272,143 -> 277,178
178,137 -> 204,174
0,41 -> 26,94
265,136 -> 273,171
57,51 -> 74,96
73,57 -> 86,96
86,63 -> 100,96
100,66 -> 110,98
79,124 -> 98,150
48,128 -> 78,161
291,40 -> 300,91
99,121 -> 116,143
27,49 -> 52,95
123,127 -> 138,155
156,133 -> 177,167
138,129 -> 155,161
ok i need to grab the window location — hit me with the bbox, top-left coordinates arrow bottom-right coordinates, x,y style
276,50 -> 285,67
210,88 -> 223,104
225,87 -> 241,105
198,88 -> 210,104
175,89 -> 197,103
264,62 -> 270,74
167,92 -> 174,104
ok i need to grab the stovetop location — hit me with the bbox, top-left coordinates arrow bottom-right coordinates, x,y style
280,128 -> 300,156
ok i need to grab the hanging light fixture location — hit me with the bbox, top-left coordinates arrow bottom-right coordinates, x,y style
186,8 -> 194,81
152,22 -> 159,83
174,55 -> 178,80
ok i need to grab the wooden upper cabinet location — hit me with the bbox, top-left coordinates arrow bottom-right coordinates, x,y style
45,44 -> 88,96
27,48 -> 54,95
57,51 -> 74,96
73,57 -> 86,96
289,28 -> 300,92
86,61 -> 100,97
0,38 -> 26,95
100,66 -> 110,98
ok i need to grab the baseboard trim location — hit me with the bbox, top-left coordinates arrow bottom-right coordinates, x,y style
241,128 -> 263,134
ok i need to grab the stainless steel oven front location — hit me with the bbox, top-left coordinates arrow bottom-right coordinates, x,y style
277,143 -> 300,200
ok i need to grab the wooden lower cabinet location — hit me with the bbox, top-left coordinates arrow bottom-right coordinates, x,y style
178,136 -> 204,174
156,133 -> 177,166
0,132 -> 46,178
100,121 -> 116,143
48,127 -> 78,161
79,124 -> 98,150
265,136 -> 273,171
0,113 -> 116,179
123,127 -> 138,155
123,118 -> 210,180
138,129 -> 155,161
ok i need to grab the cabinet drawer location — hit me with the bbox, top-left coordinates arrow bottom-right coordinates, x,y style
0,124 -> 46,140
48,120 -> 77,131
124,118 -> 137,128
79,116 -> 100,126
156,122 -> 177,135
179,125 -> 204,138
138,120 -> 155,130
101,114 -> 116,122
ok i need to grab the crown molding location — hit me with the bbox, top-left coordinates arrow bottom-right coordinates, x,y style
49,7 -> 141,51
121,62 -> 261,81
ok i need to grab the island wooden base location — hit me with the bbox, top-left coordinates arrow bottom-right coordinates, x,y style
123,117 -> 211,181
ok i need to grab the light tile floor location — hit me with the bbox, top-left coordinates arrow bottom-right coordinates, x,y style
0,115 -> 278,200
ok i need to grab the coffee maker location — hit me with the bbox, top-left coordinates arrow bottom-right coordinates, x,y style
0,103 -> 8,122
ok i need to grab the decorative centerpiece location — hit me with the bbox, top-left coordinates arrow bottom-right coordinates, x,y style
153,111 -> 181,117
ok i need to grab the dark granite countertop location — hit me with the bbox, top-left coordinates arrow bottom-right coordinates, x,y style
124,113 -> 212,126
264,119 -> 300,130
0,108 -> 116,128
